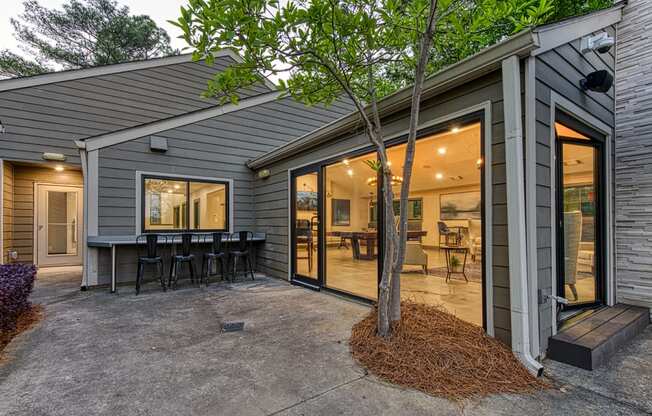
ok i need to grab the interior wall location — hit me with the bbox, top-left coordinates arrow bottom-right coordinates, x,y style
11,165 -> 83,264
2,162 -> 13,263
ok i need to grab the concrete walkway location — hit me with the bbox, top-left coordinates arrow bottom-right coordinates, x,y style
0,269 -> 649,416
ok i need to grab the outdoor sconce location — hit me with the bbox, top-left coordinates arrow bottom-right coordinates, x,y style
42,152 -> 66,162
257,169 -> 271,179
0,119 -> 5,135
580,70 -> 613,93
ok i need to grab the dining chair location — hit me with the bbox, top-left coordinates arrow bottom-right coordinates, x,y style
135,234 -> 167,295
200,232 -> 229,285
295,220 -> 313,272
438,221 -> 459,247
229,231 -> 255,280
168,233 -> 197,289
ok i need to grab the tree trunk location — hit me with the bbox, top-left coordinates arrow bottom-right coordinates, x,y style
389,0 -> 440,323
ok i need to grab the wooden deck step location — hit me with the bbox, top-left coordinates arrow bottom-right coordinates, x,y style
548,304 -> 650,370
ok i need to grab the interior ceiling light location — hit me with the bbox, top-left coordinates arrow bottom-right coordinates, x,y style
438,147 -> 447,155
343,159 -> 350,166
347,168 -> 354,176
435,172 -> 444,180
174,184 -> 180,189
451,127 -> 460,133
367,175 -> 403,187
54,165 -> 64,172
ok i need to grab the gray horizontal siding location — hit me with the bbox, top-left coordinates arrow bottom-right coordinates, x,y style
253,71 -> 512,345
96,96 -> 353,283
0,56 -> 267,166
534,26 -> 616,354
615,0 -> 652,312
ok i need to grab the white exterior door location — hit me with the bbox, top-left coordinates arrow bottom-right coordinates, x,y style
36,184 -> 83,267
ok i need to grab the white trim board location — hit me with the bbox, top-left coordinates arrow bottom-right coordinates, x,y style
524,56 -> 541,357
79,91 -> 281,152
531,5 -> 623,56
285,101 -> 494,336
548,91 -> 615,335
0,50 -> 276,92
135,171 -> 235,236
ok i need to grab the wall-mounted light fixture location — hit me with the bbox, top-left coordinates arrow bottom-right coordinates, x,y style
257,169 -> 271,179
0,119 -> 6,135
42,152 -> 67,162
580,70 -> 613,93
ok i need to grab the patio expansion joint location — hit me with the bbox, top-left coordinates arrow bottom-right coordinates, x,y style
266,373 -> 368,415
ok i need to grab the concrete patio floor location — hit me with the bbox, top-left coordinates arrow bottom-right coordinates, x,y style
0,268 -> 650,416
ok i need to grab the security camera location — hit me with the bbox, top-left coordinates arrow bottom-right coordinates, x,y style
580,32 -> 615,54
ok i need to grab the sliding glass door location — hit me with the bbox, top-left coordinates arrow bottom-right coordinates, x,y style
290,167 -> 321,287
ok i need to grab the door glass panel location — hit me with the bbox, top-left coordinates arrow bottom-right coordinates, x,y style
324,152 -> 378,300
47,191 -> 78,256
388,122 -> 484,326
293,172 -> 319,279
561,142 -> 597,305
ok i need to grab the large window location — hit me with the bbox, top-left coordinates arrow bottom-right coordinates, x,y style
143,176 -> 229,232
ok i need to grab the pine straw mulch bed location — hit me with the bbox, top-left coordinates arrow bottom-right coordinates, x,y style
350,301 -> 548,402
0,305 -> 44,362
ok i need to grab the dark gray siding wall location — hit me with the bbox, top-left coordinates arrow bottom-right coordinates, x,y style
95,97 -> 352,283
615,0 -> 652,312
252,72 -> 513,344
534,27 -> 616,354
0,56 -> 265,166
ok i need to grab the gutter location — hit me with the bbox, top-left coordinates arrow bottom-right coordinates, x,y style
247,29 -> 538,170
501,55 -> 543,376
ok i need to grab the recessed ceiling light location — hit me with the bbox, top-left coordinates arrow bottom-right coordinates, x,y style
54,165 -> 64,172
347,169 -> 354,176
167,189 -> 173,193
451,127 -> 460,133
435,172 -> 444,180
438,147 -> 447,155
343,159 -> 350,165
174,184 -> 180,189
386,160 -> 392,167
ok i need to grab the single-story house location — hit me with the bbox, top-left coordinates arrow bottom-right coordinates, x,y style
0,2 -> 648,372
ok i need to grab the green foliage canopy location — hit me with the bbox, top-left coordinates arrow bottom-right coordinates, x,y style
0,0 -> 178,78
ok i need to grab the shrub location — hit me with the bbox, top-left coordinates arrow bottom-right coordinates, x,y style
0,264 -> 37,332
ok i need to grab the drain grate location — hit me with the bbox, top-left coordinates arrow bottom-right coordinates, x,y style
221,321 -> 245,333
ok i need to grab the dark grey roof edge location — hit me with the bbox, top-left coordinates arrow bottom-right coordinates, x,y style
247,3 -> 624,170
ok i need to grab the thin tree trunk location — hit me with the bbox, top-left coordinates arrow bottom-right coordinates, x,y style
389,0 -> 440,322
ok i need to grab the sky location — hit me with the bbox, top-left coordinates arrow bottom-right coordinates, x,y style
1,0 -> 190,55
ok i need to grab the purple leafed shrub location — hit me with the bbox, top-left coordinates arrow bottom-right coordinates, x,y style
0,264 -> 37,332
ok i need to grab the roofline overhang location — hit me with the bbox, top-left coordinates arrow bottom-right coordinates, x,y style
78,91 -> 282,151
247,29 -> 538,170
0,49 -> 277,92
247,3 -> 625,171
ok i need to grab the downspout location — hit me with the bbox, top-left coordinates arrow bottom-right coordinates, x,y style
501,55 -> 544,376
77,140 -> 89,290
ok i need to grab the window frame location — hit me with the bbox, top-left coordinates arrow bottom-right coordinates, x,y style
141,174 -> 230,234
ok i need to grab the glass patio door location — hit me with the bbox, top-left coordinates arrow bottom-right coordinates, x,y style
290,167 -> 322,287
36,184 -> 83,267
556,121 -> 604,309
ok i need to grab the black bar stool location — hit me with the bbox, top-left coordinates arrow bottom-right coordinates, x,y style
135,234 -> 166,295
229,231 -> 254,281
201,232 -> 228,285
168,233 -> 197,289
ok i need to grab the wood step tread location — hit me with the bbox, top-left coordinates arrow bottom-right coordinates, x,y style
548,304 -> 649,370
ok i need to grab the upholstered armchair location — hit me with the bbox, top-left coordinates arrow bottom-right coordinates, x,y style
403,241 -> 429,274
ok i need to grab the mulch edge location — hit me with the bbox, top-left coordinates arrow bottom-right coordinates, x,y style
0,305 -> 44,363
